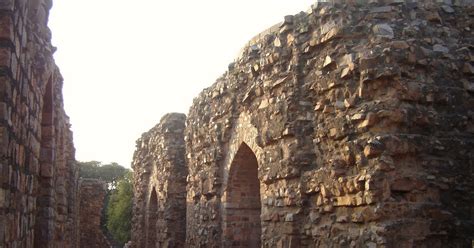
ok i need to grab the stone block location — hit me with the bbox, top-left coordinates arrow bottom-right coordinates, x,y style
0,15 -> 13,42
0,188 -> 5,208
39,162 -> 53,178
372,23 -> 394,39
0,0 -> 14,11
0,47 -> 10,67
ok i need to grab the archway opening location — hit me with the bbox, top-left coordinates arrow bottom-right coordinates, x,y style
35,79 -> 55,247
223,143 -> 261,247
146,187 -> 158,248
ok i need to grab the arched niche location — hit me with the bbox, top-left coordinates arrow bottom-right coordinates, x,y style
146,187 -> 158,248
35,78 -> 55,247
222,142 -> 261,248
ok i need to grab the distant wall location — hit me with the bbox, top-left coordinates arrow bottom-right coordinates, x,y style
79,179 -> 111,248
131,113 -> 187,248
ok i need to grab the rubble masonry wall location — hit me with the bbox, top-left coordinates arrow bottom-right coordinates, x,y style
184,1 -> 473,247
131,113 -> 187,248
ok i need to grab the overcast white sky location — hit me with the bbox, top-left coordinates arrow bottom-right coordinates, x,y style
48,0 -> 315,168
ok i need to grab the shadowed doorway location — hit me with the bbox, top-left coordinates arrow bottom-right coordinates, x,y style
146,188 -> 158,248
35,79 -> 55,247
223,143 -> 261,247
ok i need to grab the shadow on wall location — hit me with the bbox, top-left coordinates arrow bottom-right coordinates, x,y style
222,143 -> 261,248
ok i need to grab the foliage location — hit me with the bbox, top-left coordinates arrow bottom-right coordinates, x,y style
106,170 -> 133,245
77,161 -> 128,189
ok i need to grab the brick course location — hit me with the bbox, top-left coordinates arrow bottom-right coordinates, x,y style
0,0 -> 79,247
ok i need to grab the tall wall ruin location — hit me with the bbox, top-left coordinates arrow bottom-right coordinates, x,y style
131,113 -> 187,248
0,0 -> 80,247
132,1 -> 474,247
78,179 -> 111,248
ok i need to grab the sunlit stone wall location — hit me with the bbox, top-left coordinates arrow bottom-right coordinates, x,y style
127,1 -> 473,247
185,1 -> 474,247
131,113 -> 187,248
0,0 -> 79,247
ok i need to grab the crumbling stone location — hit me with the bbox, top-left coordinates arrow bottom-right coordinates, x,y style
181,1 -> 474,247
130,113 -> 187,248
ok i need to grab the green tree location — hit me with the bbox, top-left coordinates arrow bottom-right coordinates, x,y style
106,170 -> 133,245
78,161 -> 128,189
77,160 -> 102,178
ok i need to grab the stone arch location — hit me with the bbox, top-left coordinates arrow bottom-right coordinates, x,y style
222,111 -> 262,191
146,187 -> 158,248
222,142 -> 261,248
35,77 -> 55,247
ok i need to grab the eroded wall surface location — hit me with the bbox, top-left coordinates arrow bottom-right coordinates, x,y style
185,1 -> 473,247
78,179 -> 111,248
131,113 -> 187,248
0,0 -> 79,247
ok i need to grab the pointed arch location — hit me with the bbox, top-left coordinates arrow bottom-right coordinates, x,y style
35,77 -> 55,247
222,142 -> 261,247
146,187 -> 158,248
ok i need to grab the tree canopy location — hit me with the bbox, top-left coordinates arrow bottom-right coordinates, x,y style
106,170 -> 133,245
78,161 -> 128,189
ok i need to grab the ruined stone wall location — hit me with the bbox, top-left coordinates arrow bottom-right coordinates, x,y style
78,179 -> 110,248
0,0 -> 79,247
185,1 -> 473,247
131,113 -> 187,248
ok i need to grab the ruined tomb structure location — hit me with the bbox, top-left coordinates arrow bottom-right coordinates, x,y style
132,1 -> 474,247
0,0 -> 80,247
131,113 -> 187,248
